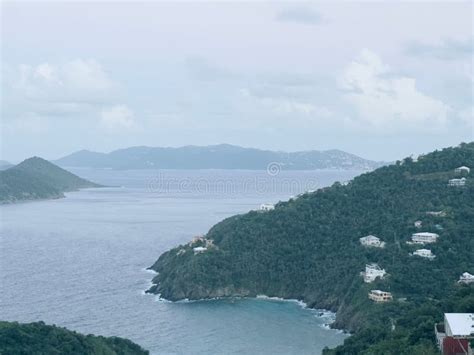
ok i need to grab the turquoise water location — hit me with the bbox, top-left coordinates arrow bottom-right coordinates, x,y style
1,169 -> 357,354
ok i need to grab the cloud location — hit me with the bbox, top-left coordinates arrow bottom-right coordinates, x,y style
2,59 -> 138,134
405,37 -> 473,60
100,105 -> 137,131
276,7 -> 323,25
340,49 -> 450,128
14,59 -> 116,104
240,88 -> 332,118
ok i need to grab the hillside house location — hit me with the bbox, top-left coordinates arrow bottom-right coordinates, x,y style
435,313 -> 474,355
426,211 -> 447,217
368,290 -> 393,302
448,178 -> 466,187
260,203 -> 275,211
411,232 -> 439,244
454,166 -> 470,174
190,236 -> 205,245
359,235 -> 385,248
361,263 -> 387,283
414,220 -> 423,228
193,246 -> 207,254
413,249 -> 435,259
458,272 -> 474,284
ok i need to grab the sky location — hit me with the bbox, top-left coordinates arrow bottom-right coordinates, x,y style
1,1 -> 473,162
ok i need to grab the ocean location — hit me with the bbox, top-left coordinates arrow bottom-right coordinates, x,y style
1,168 -> 360,354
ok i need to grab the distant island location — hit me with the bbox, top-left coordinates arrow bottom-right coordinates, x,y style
0,157 -> 102,204
55,144 -> 385,171
0,321 -> 148,354
147,142 -> 474,354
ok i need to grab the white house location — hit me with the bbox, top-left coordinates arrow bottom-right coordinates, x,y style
448,178 -> 467,187
444,313 -> 474,337
193,246 -> 207,254
189,235 -> 205,245
414,220 -> 423,228
435,313 -> 474,354
455,166 -> 470,174
362,263 -> 387,283
426,211 -> 447,217
260,203 -> 275,211
458,272 -> 474,284
413,249 -> 436,259
411,232 -> 439,244
368,290 -> 393,302
359,235 -> 385,248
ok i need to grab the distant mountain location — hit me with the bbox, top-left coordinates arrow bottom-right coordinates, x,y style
0,160 -> 13,170
0,157 -> 102,204
0,321 -> 148,354
56,144 -> 384,170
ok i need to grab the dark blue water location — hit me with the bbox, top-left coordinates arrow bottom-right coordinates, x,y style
1,169 -> 358,354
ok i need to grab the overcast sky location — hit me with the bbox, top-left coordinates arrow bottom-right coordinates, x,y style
1,1 -> 473,162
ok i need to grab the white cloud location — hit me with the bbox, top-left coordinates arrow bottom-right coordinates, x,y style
3,59 -> 135,134
340,49 -> 450,128
240,88 -> 332,118
14,59 -> 116,103
100,105 -> 136,131
62,59 -> 115,91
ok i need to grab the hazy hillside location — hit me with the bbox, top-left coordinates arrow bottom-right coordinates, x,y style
0,157 -> 101,204
55,144 -> 384,170
0,160 -> 13,170
148,142 -> 474,354
0,321 -> 148,354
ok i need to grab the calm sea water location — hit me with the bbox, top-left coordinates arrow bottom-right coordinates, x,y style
1,169 -> 359,354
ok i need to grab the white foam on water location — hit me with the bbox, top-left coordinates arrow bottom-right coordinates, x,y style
256,294 -> 308,309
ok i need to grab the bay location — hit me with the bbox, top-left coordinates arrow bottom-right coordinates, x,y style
1,169 -> 360,354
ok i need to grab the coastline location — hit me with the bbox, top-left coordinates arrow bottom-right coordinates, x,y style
143,273 -> 348,335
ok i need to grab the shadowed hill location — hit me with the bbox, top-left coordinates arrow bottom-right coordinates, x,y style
0,321 -> 148,354
0,157 -> 102,204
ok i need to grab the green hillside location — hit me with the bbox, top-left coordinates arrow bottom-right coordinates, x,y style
0,157 -> 101,204
147,142 -> 474,354
0,321 -> 148,354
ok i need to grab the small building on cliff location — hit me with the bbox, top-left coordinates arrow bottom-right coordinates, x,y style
454,166 -> 470,174
193,246 -> 207,254
412,249 -> 436,260
448,178 -> 467,187
435,313 -> 474,355
361,263 -> 387,283
410,232 -> 439,244
259,203 -> 275,211
359,235 -> 385,248
368,290 -> 392,302
458,272 -> 474,284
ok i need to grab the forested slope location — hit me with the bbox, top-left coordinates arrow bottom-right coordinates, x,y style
0,157 -> 101,203
148,142 -> 474,354
0,321 -> 148,355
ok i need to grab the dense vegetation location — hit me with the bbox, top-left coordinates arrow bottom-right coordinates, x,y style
55,144 -> 384,170
0,157 -> 101,203
0,321 -> 148,354
148,142 -> 474,354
